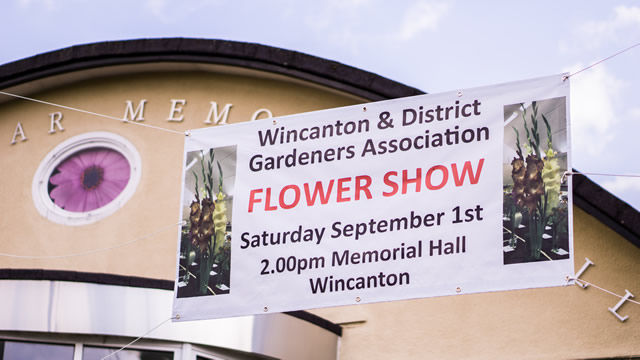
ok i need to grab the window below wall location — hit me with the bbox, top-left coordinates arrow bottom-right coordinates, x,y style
0,335 -> 268,360
0,340 -> 74,360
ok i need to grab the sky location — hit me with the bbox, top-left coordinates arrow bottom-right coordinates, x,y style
2,0 -> 640,211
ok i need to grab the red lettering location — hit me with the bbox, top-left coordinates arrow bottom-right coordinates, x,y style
248,189 -> 263,213
452,158 -> 484,186
402,168 -> 421,194
304,180 -> 334,206
279,185 -> 300,209
426,165 -> 448,190
248,174 -> 380,212
336,177 -> 351,202
265,188 -> 277,211
383,171 -> 399,197
355,175 -> 372,201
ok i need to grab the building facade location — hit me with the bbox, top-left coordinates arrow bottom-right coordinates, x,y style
0,39 -> 638,359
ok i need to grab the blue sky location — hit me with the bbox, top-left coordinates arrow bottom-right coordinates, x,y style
2,0 -> 640,210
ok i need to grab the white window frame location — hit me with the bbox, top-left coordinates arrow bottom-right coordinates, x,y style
0,333 -> 256,360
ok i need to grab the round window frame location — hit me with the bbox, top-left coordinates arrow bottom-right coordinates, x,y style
32,132 -> 141,226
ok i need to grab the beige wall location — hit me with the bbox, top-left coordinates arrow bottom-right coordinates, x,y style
0,66 -> 363,280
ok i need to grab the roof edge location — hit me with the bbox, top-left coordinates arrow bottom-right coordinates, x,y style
572,171 -> 640,248
0,38 -> 424,101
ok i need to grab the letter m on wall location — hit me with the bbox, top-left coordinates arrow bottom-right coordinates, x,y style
123,100 -> 147,122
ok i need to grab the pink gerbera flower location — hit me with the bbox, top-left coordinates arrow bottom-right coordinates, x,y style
49,148 -> 131,212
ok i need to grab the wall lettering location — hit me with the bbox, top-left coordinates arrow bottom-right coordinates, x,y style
574,257 -> 594,289
204,102 -> 232,125
608,290 -> 634,322
48,112 -> 64,134
10,122 -> 27,145
123,99 -> 147,122
167,99 -> 186,122
251,108 -> 273,121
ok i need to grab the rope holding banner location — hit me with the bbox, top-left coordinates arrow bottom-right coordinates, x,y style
568,277 -> 640,306
561,171 -> 640,183
100,316 -> 176,360
565,41 -> 640,80
0,91 -> 185,136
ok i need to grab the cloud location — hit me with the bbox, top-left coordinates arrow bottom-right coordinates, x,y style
301,0 -> 372,31
16,0 -> 55,11
326,0 -> 372,9
599,176 -> 640,210
399,0 -> 451,40
145,0 -> 167,19
601,176 -> 640,193
565,63 -> 622,156
297,0 -> 381,56
144,0 -> 222,23
579,5 -> 640,46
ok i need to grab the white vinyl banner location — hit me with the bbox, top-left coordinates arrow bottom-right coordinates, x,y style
172,74 -> 574,321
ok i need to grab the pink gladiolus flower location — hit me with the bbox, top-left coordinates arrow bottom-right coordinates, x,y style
49,148 -> 131,212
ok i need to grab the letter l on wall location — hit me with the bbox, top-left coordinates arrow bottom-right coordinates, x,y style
608,290 -> 634,322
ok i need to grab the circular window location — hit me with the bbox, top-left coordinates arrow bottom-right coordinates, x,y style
32,132 -> 141,226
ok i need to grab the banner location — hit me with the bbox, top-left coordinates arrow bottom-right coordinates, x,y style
172,74 -> 573,321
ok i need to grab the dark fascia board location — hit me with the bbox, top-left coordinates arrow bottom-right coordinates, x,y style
0,38 -> 424,101
572,171 -> 640,248
0,268 -> 174,290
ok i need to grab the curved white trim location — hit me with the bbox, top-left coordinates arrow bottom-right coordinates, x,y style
31,132 -> 142,226
0,279 -> 339,359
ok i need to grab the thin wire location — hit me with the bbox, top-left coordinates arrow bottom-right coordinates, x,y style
0,221 -> 184,259
566,171 -> 640,178
0,91 -> 186,136
562,170 -> 640,183
571,278 -> 640,305
566,41 -> 640,79
100,316 -> 176,360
